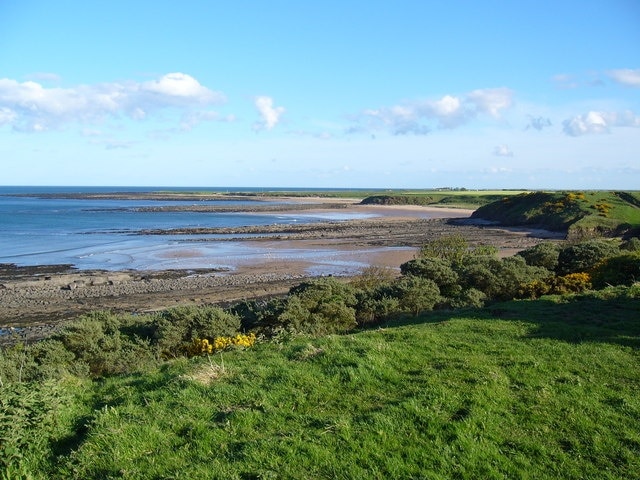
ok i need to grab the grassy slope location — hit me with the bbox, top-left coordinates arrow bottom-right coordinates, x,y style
43,290 -> 640,479
471,191 -> 640,238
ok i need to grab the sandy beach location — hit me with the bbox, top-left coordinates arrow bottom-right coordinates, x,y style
0,199 -> 562,337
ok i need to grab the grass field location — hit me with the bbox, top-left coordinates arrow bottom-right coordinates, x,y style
19,287 -> 639,479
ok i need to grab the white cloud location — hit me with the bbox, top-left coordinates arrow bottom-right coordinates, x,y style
0,107 -> 17,125
0,73 -> 224,132
493,144 -> 513,157
142,73 -> 222,102
607,68 -> 640,87
562,110 -> 640,136
466,88 -> 513,117
351,87 -> 514,135
253,96 -> 284,131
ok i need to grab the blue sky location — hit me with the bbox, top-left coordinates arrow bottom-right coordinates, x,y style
1,1 -> 639,189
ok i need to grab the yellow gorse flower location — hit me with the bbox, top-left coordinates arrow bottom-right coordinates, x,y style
187,333 -> 257,357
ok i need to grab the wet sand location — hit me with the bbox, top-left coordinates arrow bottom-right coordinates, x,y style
0,199 -> 562,338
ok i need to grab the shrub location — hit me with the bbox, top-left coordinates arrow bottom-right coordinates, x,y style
591,253 -> 640,288
58,312 -> 155,376
393,276 -> 441,316
230,297 -> 287,333
456,255 -> 548,301
0,380 -> 67,477
552,272 -> 592,295
516,242 -> 561,271
620,237 -> 640,252
418,234 -> 469,264
556,240 -> 620,275
449,288 -> 487,309
350,265 -> 397,291
400,257 -> 460,297
518,272 -> 592,299
152,306 -> 241,358
29,339 -> 89,380
278,278 -> 358,335
355,288 -> 400,327
186,333 -> 257,357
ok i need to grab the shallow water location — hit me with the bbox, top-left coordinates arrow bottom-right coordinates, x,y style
0,187 -> 376,271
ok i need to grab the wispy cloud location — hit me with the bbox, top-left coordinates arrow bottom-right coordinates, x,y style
526,115 -> 552,131
562,110 -> 640,136
0,73 -> 224,132
253,96 -> 284,131
607,68 -> 640,87
493,144 -> 514,157
349,87 -> 513,135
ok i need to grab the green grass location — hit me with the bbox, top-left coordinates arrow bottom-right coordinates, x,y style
26,290 -> 640,479
472,190 -> 640,237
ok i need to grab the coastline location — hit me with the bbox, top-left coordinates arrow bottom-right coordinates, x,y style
0,199 -> 562,337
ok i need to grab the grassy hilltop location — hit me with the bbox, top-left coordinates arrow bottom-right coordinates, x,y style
470,191 -> 640,239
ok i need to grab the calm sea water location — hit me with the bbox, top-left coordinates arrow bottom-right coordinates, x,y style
0,186 -> 375,271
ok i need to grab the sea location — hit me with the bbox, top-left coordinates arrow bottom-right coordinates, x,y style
0,186 -> 381,273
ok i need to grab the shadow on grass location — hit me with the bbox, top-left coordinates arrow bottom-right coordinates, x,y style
377,288 -> 640,348
50,361 -> 185,459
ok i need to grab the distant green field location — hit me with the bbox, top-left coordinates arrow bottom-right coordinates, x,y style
359,190 -> 527,209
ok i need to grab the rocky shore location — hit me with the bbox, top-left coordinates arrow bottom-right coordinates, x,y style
0,211 -> 563,345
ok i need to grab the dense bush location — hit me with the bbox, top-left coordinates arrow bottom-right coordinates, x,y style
419,234 -> 470,264
278,278 -> 358,335
152,306 -> 241,358
620,237 -> 640,252
58,311 -> 155,376
456,255 -> 548,301
449,288 -> 487,309
230,297 -> 287,332
516,242 -> 561,271
590,253 -> 640,288
556,240 -> 620,275
400,257 -> 460,297
394,276 -> 442,316
518,273 -> 592,299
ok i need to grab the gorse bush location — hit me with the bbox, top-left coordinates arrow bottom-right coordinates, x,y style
186,333 -> 257,357
556,239 -> 620,275
591,252 -> 640,288
152,306 -> 241,358
518,272 -> 592,299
